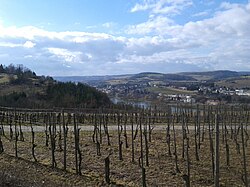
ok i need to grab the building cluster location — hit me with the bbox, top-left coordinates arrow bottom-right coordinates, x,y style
96,80 -> 250,105
198,86 -> 250,96
157,93 -> 195,103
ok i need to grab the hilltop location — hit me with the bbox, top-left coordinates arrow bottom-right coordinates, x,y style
179,70 -> 250,81
0,64 -> 111,108
55,70 -> 250,85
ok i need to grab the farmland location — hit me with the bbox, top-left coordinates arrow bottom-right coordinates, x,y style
0,104 -> 249,186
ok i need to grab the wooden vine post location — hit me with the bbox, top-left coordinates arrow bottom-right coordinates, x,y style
131,113 -> 135,163
183,137 -> 190,187
173,114 -> 180,174
144,120 -> 149,167
19,115 -> 24,141
105,154 -> 111,184
62,110 -> 68,171
14,109 -> 18,158
241,123 -> 248,187
166,114 -> 171,157
214,113 -> 220,187
139,115 -> 147,187
49,113 -> 57,168
73,114 -> 82,175
0,112 -> 5,137
194,106 -> 199,161
118,114 -> 123,161
30,120 -> 37,162
0,126 -> 3,153
74,114 -> 79,174
208,109 -> 215,177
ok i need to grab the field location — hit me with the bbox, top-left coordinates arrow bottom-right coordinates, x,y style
0,105 -> 249,186
148,86 -> 196,95
216,77 -> 250,89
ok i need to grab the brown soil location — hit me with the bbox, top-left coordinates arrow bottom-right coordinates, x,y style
0,153 -> 108,187
0,129 -> 249,187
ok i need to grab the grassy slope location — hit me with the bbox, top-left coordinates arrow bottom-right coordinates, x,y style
0,74 -> 48,96
0,74 -> 11,84
106,79 -> 129,85
0,73 -> 111,108
216,76 -> 250,89
148,86 -> 196,95
180,70 -> 250,81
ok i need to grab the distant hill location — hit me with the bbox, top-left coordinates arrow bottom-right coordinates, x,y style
55,72 -> 197,86
131,72 -> 196,81
54,70 -> 250,86
54,74 -> 132,85
216,75 -> 250,89
180,70 -> 250,81
0,64 -> 111,108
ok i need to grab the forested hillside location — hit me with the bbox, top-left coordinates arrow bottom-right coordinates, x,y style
0,64 -> 111,108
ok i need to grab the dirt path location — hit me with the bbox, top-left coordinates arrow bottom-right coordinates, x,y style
1,125 -> 200,132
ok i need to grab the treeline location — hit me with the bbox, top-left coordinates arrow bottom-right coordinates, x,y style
45,82 -> 111,108
0,64 -> 36,84
0,83 -> 111,108
0,92 -> 29,108
0,64 -> 54,85
0,64 -> 35,76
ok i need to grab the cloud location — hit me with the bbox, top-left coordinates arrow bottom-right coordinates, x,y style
192,10 -> 210,17
127,2 -> 250,44
126,16 -> 174,35
102,22 -> 116,28
0,1 -> 250,75
23,41 -> 36,48
47,48 -> 83,63
0,23 -> 128,75
0,42 -> 21,48
127,1 -> 250,72
131,0 -> 193,15
0,41 -> 35,48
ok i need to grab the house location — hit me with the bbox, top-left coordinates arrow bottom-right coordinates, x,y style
206,100 -> 219,105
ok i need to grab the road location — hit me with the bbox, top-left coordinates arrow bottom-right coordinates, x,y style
0,124 -> 217,132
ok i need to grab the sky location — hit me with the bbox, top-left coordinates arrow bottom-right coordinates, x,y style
0,0 -> 249,76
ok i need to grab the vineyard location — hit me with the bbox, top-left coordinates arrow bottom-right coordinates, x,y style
0,104 -> 249,186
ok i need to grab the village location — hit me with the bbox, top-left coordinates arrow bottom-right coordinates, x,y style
96,80 -> 250,105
